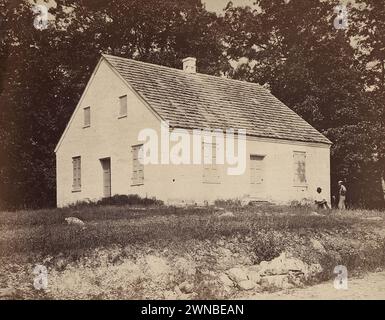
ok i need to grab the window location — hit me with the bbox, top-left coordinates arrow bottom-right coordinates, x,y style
83,107 -> 90,127
72,156 -> 81,191
293,151 -> 306,185
132,145 -> 144,185
203,142 -> 220,184
119,95 -> 127,118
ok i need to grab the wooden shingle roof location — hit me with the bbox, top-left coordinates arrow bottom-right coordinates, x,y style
103,54 -> 331,145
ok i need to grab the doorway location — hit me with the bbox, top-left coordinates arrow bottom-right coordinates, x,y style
100,158 -> 111,198
250,155 -> 266,197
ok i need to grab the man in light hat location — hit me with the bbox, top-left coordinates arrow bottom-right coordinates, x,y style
338,181 -> 347,210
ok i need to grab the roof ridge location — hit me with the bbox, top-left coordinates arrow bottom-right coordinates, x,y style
102,53 -> 269,92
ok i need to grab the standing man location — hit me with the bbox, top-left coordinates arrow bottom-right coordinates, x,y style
338,181 -> 347,210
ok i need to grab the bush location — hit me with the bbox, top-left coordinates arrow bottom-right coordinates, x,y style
68,194 -> 163,209
214,199 -> 243,208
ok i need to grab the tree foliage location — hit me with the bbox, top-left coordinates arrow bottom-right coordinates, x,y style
0,0 -> 227,209
0,0 -> 384,209
221,0 -> 384,208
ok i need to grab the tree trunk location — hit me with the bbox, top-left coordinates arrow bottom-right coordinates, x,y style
381,170 -> 385,200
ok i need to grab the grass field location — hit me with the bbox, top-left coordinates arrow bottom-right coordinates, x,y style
1,204 -> 385,299
0,204 -> 362,257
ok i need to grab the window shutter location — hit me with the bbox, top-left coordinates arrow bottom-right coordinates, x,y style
293,151 -> 306,185
84,107 -> 90,127
132,145 -> 144,185
202,142 -> 220,184
72,157 -> 81,190
119,95 -> 127,117
72,158 -> 76,187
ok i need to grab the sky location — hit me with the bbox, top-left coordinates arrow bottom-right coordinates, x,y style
33,0 -> 255,15
203,0 -> 254,13
35,0 -> 353,14
34,0 -> 255,13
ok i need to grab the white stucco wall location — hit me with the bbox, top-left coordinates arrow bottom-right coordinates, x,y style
56,58 -> 331,207
56,59 -> 163,207
155,136 -> 331,206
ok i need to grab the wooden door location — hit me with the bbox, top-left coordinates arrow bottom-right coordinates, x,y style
100,158 -> 111,198
250,155 -> 265,196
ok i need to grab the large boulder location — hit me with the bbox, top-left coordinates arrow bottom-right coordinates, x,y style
226,267 -> 248,283
258,252 -> 308,276
238,280 -> 256,291
219,273 -> 234,287
65,217 -> 86,229
247,270 -> 261,284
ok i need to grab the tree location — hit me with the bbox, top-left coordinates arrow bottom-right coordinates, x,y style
223,0 -> 384,208
350,0 -> 385,203
0,0 -> 63,209
0,0 -> 227,209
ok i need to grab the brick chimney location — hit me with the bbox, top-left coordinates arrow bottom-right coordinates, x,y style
182,57 -> 197,74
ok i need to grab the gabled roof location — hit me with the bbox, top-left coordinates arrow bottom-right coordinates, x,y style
103,54 -> 331,145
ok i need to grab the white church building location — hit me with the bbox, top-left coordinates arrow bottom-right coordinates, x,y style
55,54 -> 331,207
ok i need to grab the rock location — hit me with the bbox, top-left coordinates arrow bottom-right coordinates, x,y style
179,293 -> 193,300
253,284 -> 263,292
222,285 -> 232,294
174,285 -> 182,296
163,290 -> 178,300
260,275 -> 293,290
145,255 -> 170,277
248,264 -> 261,273
363,217 -> 383,221
258,252 -> 308,276
174,258 -> 196,276
188,292 -> 198,299
310,211 -> 326,217
219,273 -> 234,287
258,261 -> 269,270
0,288 -> 17,298
65,217 -> 85,227
247,270 -> 261,284
238,280 -> 255,291
179,281 -> 194,294
310,238 -> 326,253
226,267 -> 248,283
219,211 -> 234,218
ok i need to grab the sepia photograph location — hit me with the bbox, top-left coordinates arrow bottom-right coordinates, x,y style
1,0 -> 385,306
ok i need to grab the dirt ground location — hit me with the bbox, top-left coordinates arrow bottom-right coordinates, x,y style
240,271 -> 385,300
